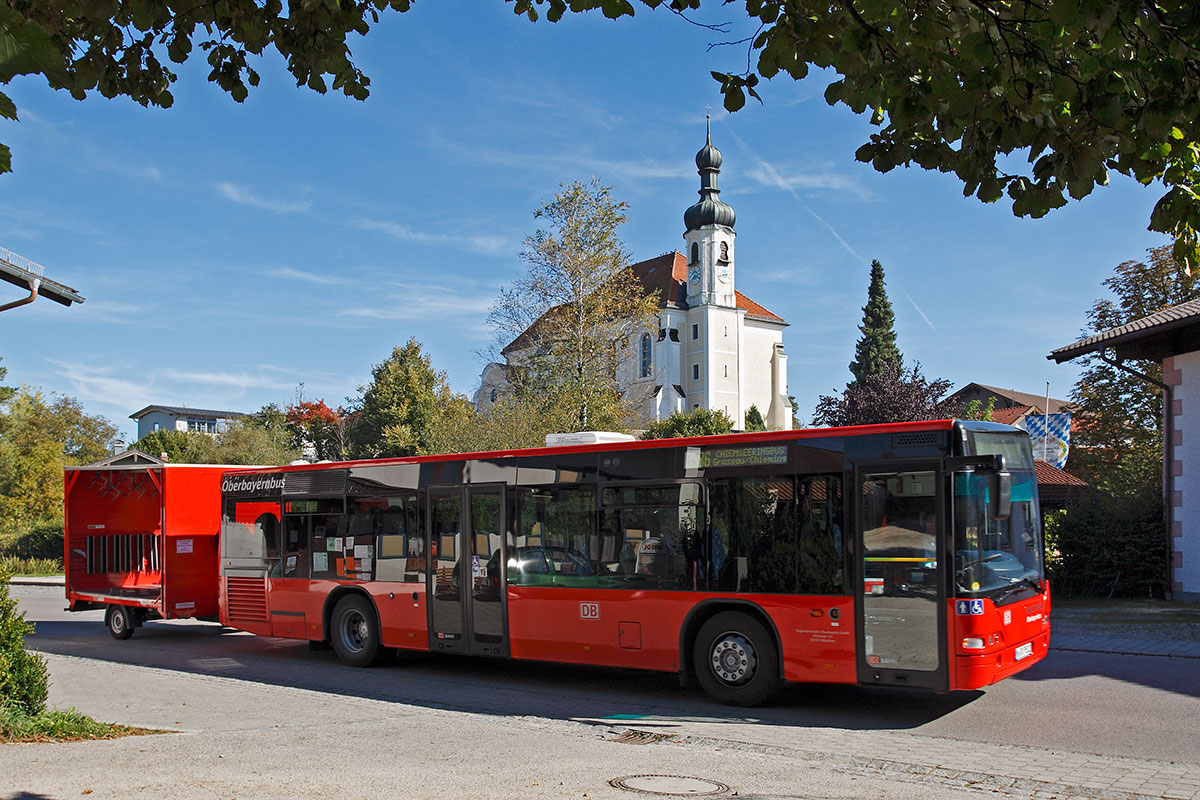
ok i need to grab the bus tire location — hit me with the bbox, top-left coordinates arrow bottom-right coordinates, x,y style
693,611 -> 781,707
105,605 -> 136,640
330,595 -> 385,667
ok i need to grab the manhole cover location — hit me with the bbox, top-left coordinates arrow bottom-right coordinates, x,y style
609,775 -> 730,796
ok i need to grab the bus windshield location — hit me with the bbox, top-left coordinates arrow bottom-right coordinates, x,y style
954,431 -> 1044,603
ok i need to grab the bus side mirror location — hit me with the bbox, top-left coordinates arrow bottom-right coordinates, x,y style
989,471 -> 1012,520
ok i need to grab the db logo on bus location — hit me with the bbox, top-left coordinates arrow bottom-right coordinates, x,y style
579,602 -> 600,620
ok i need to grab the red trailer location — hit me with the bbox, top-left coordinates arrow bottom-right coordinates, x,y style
63,463 -> 227,639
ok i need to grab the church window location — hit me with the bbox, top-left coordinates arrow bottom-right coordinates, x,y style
691,324 -> 698,340
489,388 -> 497,403
692,364 -> 700,381
719,241 -> 729,262
690,242 -> 699,264
639,334 -> 652,378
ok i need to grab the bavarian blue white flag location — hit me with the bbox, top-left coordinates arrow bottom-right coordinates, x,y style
1018,413 -> 1071,469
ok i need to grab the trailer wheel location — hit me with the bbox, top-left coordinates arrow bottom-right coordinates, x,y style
105,605 -> 136,640
330,595 -> 385,667
693,611 -> 781,707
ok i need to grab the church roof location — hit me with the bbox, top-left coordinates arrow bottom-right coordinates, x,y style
502,252 -> 786,353
626,252 -> 786,323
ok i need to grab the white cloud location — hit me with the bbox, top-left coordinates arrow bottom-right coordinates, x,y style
46,361 -> 156,417
266,267 -> 346,286
341,282 -> 496,321
161,367 -> 297,391
354,218 -> 509,255
744,163 -> 872,200
216,182 -> 312,214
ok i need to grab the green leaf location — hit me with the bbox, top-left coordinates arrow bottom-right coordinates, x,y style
0,91 -> 16,121
0,142 -> 10,174
0,9 -> 56,83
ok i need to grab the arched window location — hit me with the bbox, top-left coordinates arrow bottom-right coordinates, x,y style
719,241 -> 729,262
489,388 -> 497,403
690,242 -> 699,264
640,334 -> 652,378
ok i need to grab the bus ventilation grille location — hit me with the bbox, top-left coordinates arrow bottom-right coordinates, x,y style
225,576 -> 268,623
282,469 -> 347,496
893,431 -> 944,448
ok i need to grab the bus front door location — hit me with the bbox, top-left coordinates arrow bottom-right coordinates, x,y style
427,485 -> 509,657
854,465 -> 949,690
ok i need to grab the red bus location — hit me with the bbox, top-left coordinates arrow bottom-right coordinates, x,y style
215,419 -> 1050,705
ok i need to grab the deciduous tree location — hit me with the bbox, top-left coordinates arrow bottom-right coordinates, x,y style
487,178 -> 659,431
352,338 -> 455,458
1069,244 -> 1200,492
812,363 -> 958,428
0,387 -> 117,533
286,399 -> 351,461
848,259 -> 901,387
642,407 -> 734,439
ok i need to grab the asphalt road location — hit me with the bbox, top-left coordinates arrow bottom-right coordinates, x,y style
6,584 -> 1200,800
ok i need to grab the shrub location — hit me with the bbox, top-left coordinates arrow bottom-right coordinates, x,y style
0,571 -> 49,715
1046,488 -> 1167,598
0,520 -> 63,561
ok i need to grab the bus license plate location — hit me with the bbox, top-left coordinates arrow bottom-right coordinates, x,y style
1014,642 -> 1033,661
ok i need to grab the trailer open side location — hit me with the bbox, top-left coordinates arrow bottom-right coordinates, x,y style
63,463 -> 227,638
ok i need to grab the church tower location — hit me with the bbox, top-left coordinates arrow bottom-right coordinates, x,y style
683,118 -> 745,422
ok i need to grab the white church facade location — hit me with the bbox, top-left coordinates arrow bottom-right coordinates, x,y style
475,126 -> 791,430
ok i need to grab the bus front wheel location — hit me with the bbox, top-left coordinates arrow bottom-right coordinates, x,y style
330,595 -> 385,667
105,605 -> 136,640
693,611 -> 782,706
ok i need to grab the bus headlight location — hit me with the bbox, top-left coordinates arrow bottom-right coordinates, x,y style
962,637 -> 985,650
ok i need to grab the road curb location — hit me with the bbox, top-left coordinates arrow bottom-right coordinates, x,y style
6,575 -> 65,587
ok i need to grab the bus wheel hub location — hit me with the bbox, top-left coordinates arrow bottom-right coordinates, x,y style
711,634 -> 755,684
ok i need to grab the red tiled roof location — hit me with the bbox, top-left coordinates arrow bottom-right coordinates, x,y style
1034,460 -> 1089,487
503,251 -> 786,353
735,290 -> 786,324
1034,459 -> 1090,508
989,405 -> 1035,425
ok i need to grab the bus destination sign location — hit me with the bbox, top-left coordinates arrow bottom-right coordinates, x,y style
700,445 -> 789,469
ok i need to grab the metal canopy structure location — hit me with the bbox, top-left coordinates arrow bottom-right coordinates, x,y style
0,246 -> 84,312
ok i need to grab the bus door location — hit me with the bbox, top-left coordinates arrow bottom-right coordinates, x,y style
854,463 -> 949,690
426,484 -> 509,657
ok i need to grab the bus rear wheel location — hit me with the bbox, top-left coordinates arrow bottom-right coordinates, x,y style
330,595 -> 385,667
105,605 -> 136,640
693,611 -> 782,706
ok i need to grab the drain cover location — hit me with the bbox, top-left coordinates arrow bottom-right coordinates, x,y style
609,729 -> 674,745
609,775 -> 730,796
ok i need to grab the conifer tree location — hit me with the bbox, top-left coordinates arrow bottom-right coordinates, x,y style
848,260 -> 902,387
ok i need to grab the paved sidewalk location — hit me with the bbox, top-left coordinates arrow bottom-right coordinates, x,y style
1052,624 -> 1200,658
7,575 -> 65,587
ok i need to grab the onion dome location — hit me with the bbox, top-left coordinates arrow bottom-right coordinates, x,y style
684,117 -> 736,230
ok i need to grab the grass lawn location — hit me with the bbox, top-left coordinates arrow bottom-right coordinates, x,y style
0,557 -> 62,577
1,707 -> 164,744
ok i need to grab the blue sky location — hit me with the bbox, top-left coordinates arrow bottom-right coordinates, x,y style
0,2 -> 1168,445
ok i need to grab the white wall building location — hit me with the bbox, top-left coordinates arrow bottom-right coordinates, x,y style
130,404 -> 248,441
475,125 -> 790,430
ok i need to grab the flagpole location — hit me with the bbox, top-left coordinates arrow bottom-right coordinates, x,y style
1044,381 -> 1050,462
